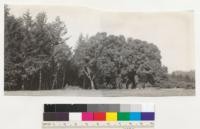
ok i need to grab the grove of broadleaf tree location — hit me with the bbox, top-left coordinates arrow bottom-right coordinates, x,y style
73,33 -> 168,89
5,6 -> 194,90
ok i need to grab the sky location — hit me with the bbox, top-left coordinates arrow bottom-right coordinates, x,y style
8,5 -> 195,73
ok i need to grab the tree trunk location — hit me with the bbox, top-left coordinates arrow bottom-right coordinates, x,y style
30,75 -> 34,88
51,71 -> 57,90
39,69 -> 42,90
55,72 -> 58,89
51,79 -> 55,90
83,67 -> 95,89
90,78 -> 95,89
131,75 -> 137,89
83,76 -> 85,89
62,70 -> 66,88
125,79 -> 129,89
142,82 -> 145,89
116,76 -> 123,89
22,79 -> 24,90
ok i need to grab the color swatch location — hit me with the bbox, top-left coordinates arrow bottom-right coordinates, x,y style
93,112 -> 106,121
106,112 -> 118,121
44,104 -> 155,121
82,112 -> 93,121
130,112 -> 141,120
117,112 -> 130,121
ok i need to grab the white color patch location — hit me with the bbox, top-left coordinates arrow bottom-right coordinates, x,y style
69,112 -> 82,121
142,104 -> 155,112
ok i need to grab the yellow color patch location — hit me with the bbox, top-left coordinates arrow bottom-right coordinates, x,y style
106,112 -> 117,121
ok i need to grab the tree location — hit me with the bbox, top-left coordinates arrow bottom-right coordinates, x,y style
4,5 -> 25,90
73,34 -> 97,89
94,34 -> 126,89
73,33 -> 167,89
124,38 -> 166,88
5,6 -> 71,90
51,44 -> 72,89
48,16 -> 70,89
5,5 -> 168,90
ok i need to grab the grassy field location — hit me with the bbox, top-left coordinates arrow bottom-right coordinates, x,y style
4,87 -> 195,96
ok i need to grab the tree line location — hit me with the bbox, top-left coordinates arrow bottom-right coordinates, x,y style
4,6 -> 195,90
5,6 -> 74,90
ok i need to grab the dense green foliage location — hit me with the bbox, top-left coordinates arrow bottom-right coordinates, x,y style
5,6 -> 72,90
163,70 -> 195,89
73,33 -> 168,89
4,6 -> 195,90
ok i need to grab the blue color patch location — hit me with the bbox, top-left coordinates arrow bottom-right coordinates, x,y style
141,112 -> 155,121
130,112 -> 141,121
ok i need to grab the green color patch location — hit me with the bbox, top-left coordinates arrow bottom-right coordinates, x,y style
117,112 -> 130,121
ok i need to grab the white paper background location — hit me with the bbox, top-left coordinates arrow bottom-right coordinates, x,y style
0,0 -> 200,129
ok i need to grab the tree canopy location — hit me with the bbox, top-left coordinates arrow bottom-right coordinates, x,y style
73,32 -> 168,89
4,6 -> 72,90
5,6 -> 194,91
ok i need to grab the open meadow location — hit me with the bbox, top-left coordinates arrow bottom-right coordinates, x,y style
4,87 -> 195,97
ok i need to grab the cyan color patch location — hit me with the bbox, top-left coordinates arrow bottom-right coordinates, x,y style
130,112 -> 141,121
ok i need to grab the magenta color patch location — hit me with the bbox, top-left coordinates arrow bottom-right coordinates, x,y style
82,112 -> 93,121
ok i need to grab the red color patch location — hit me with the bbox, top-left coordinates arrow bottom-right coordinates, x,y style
93,112 -> 106,121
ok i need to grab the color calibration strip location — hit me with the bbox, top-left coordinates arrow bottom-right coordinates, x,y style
43,104 -> 155,129
43,104 -> 155,121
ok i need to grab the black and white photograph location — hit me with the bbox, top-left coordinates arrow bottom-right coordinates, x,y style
4,4 -> 195,96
